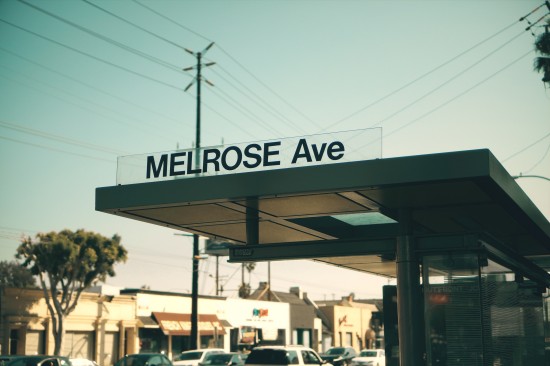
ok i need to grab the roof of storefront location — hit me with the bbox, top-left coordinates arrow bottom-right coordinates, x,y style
120,288 -> 224,299
96,149 -> 550,278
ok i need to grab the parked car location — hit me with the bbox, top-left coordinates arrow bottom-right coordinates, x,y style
173,350 -> 225,366
320,348 -> 356,366
114,354 -> 172,366
70,359 -> 99,366
5,356 -> 72,366
245,345 -> 326,366
0,356 -> 21,366
350,349 -> 385,366
199,353 -> 244,366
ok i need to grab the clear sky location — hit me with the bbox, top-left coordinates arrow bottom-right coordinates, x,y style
1,0 -> 549,300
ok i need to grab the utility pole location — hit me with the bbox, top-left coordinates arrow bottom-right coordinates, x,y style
215,255 -> 219,296
183,41 -> 215,350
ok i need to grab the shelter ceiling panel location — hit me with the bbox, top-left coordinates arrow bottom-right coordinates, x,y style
528,255 -> 550,270
358,181 -> 491,209
412,204 -> 548,255
126,203 -> 245,226
246,193 -> 371,218
190,220 -> 324,244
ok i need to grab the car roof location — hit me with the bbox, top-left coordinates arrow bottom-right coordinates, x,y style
182,349 -> 224,353
251,345 -> 313,350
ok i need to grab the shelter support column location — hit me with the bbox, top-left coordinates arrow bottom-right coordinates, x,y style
396,211 -> 423,365
246,198 -> 259,245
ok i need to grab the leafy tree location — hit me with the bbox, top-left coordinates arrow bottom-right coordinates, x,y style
534,22 -> 550,84
16,229 -> 127,355
0,260 -> 36,288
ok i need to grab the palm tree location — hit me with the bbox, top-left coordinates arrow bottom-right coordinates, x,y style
534,23 -> 550,83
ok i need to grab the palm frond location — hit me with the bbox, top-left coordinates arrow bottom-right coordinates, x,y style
535,32 -> 550,55
533,56 -> 550,72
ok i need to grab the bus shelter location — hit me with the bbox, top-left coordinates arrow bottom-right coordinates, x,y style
96,147 -> 550,366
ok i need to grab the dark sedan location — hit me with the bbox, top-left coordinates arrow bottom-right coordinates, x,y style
320,348 -> 357,366
5,356 -> 72,366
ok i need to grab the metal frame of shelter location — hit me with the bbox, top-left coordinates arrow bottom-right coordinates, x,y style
96,149 -> 550,366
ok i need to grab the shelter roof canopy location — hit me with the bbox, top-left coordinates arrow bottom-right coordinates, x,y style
96,149 -> 550,277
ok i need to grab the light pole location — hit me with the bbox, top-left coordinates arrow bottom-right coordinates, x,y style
183,41 -> 215,350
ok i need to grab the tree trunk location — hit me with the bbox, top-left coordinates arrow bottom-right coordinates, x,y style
52,313 -> 65,355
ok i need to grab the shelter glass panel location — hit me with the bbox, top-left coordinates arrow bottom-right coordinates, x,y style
423,253 -> 548,366
423,253 -> 483,366
480,269 -> 546,365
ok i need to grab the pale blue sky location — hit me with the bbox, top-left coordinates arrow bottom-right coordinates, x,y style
1,0 -> 549,299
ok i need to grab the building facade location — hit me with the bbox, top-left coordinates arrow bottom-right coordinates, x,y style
316,295 -> 380,352
0,286 -> 137,366
0,287 -> 301,362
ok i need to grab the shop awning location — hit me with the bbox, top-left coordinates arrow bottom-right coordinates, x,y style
152,312 -> 226,336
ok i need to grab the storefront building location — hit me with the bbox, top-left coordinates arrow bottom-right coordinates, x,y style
224,297 -> 289,352
316,295 -> 379,352
249,284 -> 324,352
1,286 -> 321,362
0,286 -> 137,366
119,289 -> 227,359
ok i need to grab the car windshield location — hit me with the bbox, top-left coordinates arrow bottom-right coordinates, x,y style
245,349 -> 294,365
325,348 -> 345,356
7,357 -> 56,366
177,353 -> 203,362
358,352 -> 377,357
202,355 -> 232,365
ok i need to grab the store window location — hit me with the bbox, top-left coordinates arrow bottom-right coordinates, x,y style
345,333 -> 352,347
138,328 -> 167,354
292,329 -> 311,348
9,329 -> 18,355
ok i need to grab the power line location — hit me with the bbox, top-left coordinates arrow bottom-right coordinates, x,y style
18,0 -> 185,73
20,0 -> 283,142
0,135 -> 115,163
5,3 -> 261,143
0,67 -> 176,143
0,119 -> 127,155
82,0 -> 189,51
0,46 -> 186,128
216,43 -> 321,132
0,226 -> 40,235
86,0 -> 283,142
522,142 -> 550,173
503,130 -> 550,162
209,66 -> 308,136
132,0 -> 211,43
131,0 -> 320,132
322,19 -> 523,132
195,95 -> 260,140
369,30 -> 527,130
208,86 -> 285,137
364,49 -> 535,146
0,18 -> 183,91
